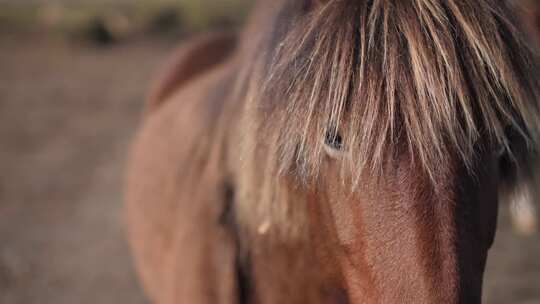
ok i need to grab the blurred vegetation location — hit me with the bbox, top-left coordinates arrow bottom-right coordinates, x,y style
0,0 -> 252,42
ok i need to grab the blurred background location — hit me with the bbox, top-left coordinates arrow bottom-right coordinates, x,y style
0,1 -> 538,303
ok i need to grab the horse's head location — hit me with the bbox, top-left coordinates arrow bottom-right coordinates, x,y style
236,0 -> 540,302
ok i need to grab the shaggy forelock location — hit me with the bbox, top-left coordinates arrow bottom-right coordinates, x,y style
247,0 -> 540,184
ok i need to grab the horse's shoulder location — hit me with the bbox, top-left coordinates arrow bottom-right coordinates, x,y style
126,63 -> 239,303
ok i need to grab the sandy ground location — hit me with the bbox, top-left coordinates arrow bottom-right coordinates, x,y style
0,35 -> 162,304
0,35 -> 538,304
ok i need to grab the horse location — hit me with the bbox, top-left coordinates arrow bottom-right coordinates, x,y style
125,1 -> 540,303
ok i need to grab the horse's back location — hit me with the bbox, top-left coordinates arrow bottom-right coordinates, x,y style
146,30 -> 237,112
126,41 -> 239,303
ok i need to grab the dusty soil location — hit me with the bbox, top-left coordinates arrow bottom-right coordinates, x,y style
0,35 -> 166,304
0,35 -> 538,304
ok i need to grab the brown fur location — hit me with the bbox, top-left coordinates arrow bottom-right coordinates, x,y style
518,0 -> 540,47
146,30 -> 237,112
126,1 -> 540,303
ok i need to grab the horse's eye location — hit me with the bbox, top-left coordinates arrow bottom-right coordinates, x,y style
324,130 -> 343,151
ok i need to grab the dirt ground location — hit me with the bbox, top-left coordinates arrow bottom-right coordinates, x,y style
0,35 -> 538,304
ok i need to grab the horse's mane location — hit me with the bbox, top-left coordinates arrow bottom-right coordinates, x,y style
241,0 -> 540,184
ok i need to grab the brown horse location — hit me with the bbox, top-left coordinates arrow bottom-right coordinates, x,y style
126,1 -> 540,303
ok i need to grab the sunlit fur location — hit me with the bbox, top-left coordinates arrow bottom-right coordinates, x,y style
234,0 -> 540,236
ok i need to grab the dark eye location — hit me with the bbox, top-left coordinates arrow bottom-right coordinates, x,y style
325,129 -> 343,151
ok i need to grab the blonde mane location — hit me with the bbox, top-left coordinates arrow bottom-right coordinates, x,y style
234,0 -> 540,236
243,0 -> 540,180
